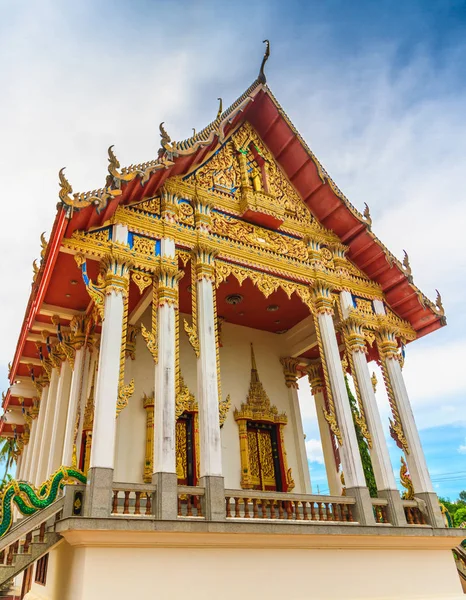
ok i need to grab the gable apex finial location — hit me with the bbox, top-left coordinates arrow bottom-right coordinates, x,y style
258,39 -> 270,84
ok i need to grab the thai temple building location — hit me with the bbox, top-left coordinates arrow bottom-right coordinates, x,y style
0,44 -> 464,599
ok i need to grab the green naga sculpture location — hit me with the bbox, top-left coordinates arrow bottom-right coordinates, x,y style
0,466 -> 86,538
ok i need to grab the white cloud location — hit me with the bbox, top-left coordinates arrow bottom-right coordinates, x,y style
458,440 -> 466,455
305,439 -> 324,465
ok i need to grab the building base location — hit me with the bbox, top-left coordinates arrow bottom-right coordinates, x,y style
25,526 -> 464,600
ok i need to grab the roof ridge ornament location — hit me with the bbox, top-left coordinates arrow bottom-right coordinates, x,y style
402,250 -> 413,282
258,39 -> 270,84
363,202 -> 372,229
435,289 -> 445,315
159,122 -> 172,149
216,97 -> 223,120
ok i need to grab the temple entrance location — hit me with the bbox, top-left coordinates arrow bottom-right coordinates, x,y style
247,422 -> 283,491
234,345 -> 295,492
176,412 -> 196,486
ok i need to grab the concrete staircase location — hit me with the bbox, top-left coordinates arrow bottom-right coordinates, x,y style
0,497 -> 64,588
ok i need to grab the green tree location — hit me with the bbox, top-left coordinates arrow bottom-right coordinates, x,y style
453,507 -> 466,528
0,437 -> 16,482
345,376 -> 377,497
458,490 -> 466,505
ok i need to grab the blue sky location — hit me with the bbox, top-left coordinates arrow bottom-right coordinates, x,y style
0,0 -> 464,498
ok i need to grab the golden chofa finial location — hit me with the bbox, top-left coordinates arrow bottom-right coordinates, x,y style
216,98 -> 223,120
40,232 -> 48,260
258,39 -> 270,84
363,202 -> 372,228
402,250 -> 412,280
159,122 -> 171,149
435,289 -> 445,315
108,145 -> 138,183
58,167 -> 73,204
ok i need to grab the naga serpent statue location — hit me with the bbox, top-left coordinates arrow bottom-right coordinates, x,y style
0,466 -> 86,538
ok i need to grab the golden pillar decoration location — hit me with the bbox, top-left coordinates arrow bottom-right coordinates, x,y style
339,316 -> 372,448
92,251 -> 134,418
125,325 -> 139,360
143,394 -> 154,483
371,372 -> 378,393
234,345 -> 294,491
375,324 -> 409,454
82,358 -> 97,475
141,277 -> 158,363
183,255 -> 200,358
308,281 -> 343,445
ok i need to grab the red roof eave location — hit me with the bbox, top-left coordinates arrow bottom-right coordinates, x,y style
9,209 -> 68,385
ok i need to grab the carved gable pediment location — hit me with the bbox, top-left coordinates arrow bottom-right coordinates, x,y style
187,122 -> 312,228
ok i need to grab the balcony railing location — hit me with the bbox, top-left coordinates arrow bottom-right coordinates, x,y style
402,500 -> 428,525
111,483 -> 155,516
224,490 -> 356,523
371,498 -> 390,524
177,486 -> 205,518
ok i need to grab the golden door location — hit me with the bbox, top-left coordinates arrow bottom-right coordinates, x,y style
247,424 -> 281,491
176,413 -> 196,486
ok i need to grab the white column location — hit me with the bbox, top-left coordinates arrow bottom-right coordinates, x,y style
22,412 -> 37,481
62,346 -> 86,466
315,308 -> 367,488
196,275 -> 222,477
90,292 -> 125,470
385,356 -> 433,493
47,361 -> 72,475
373,301 -> 434,494
280,358 -> 311,493
36,369 -> 60,484
351,349 -> 399,490
29,389 -> 48,485
75,349 -> 94,468
313,388 -> 341,495
153,238 -> 179,475
340,292 -> 398,492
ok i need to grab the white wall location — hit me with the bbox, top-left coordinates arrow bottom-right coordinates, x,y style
113,308 -> 308,491
48,543 -> 464,600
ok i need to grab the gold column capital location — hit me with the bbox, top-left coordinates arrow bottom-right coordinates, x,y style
156,256 -> 183,307
375,322 -> 400,361
160,188 -> 179,224
304,362 -> 324,395
339,317 -> 367,354
193,195 -> 215,233
279,357 -> 301,389
192,238 -> 217,282
309,280 -> 334,315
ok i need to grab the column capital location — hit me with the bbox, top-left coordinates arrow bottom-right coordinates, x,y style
279,357 -> 300,389
309,280 -> 335,315
192,238 -> 218,282
339,317 -> 367,354
160,189 -> 179,224
155,256 -> 184,306
193,195 -> 215,233
69,314 -> 95,350
375,323 -> 401,361
100,248 -> 133,296
304,362 -> 324,395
